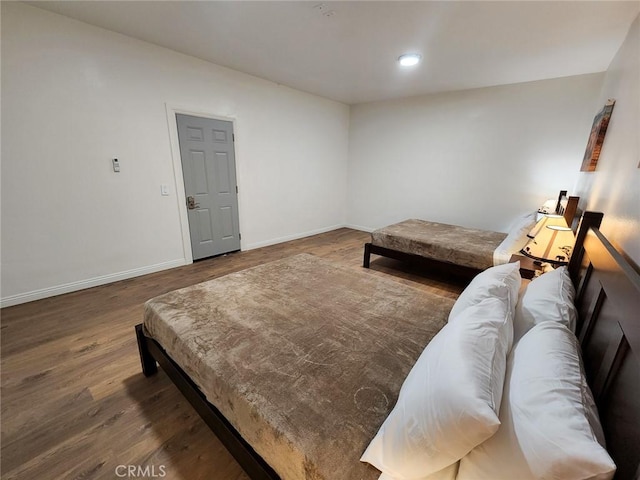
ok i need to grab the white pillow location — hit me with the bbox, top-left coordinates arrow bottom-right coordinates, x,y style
539,197 -> 558,214
361,297 -> 512,478
378,462 -> 458,480
449,261 -> 521,323
458,322 -> 616,480
493,211 -> 538,265
513,265 -> 577,341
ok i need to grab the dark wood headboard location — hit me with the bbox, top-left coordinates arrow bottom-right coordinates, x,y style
569,212 -> 640,480
553,189 -> 579,230
555,190 -> 568,212
563,196 -> 579,230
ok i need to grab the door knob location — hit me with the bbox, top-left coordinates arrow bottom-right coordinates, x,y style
187,196 -> 200,210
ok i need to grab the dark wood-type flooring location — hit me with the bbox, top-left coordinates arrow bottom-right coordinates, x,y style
1,228 -> 463,480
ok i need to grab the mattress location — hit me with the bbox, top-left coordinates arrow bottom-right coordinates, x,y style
144,253 -> 454,480
371,219 -> 508,271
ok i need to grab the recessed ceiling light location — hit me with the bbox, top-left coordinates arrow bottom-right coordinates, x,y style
398,53 -> 422,67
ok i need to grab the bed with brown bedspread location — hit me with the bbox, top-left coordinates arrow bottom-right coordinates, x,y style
137,211 -> 640,479
363,191 -> 579,278
369,219 -> 507,271
142,254 -> 453,480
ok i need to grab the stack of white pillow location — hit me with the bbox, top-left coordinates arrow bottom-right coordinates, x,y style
361,262 -> 616,480
493,211 -> 539,266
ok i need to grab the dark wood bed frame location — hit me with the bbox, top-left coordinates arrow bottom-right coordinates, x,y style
136,209 -> 640,480
363,191 -> 580,278
569,212 -> 640,480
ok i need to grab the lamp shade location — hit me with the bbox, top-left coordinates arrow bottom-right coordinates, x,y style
521,214 -> 574,265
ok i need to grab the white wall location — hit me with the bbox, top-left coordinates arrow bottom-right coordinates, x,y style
0,3 -> 349,306
574,14 -> 640,267
347,74 -> 603,232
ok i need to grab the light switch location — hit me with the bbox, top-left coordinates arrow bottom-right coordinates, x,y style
112,158 -> 120,173
160,184 -> 170,196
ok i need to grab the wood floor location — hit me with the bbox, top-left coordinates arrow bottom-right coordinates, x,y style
1,228 -> 463,480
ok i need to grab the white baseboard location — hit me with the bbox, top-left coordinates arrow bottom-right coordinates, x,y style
344,223 -> 374,233
243,224 -> 346,250
2,225 -> 368,308
0,258 -> 188,308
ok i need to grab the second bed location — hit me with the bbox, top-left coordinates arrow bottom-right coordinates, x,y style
363,192 -> 578,277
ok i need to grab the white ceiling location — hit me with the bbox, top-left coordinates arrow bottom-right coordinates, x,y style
27,1 -> 640,105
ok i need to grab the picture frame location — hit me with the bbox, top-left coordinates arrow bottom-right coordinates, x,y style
580,99 -> 615,172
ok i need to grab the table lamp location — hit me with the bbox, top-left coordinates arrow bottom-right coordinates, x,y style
521,214 -> 574,265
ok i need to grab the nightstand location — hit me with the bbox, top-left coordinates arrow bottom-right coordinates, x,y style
510,253 -> 544,280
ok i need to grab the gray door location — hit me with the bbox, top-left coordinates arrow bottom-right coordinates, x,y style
176,114 -> 240,260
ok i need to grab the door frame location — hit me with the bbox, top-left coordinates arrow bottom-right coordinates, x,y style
165,103 -> 243,263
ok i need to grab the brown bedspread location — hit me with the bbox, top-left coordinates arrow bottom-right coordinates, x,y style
371,219 -> 507,270
144,254 -> 453,480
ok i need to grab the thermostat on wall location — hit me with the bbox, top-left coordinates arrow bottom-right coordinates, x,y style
112,158 -> 120,172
